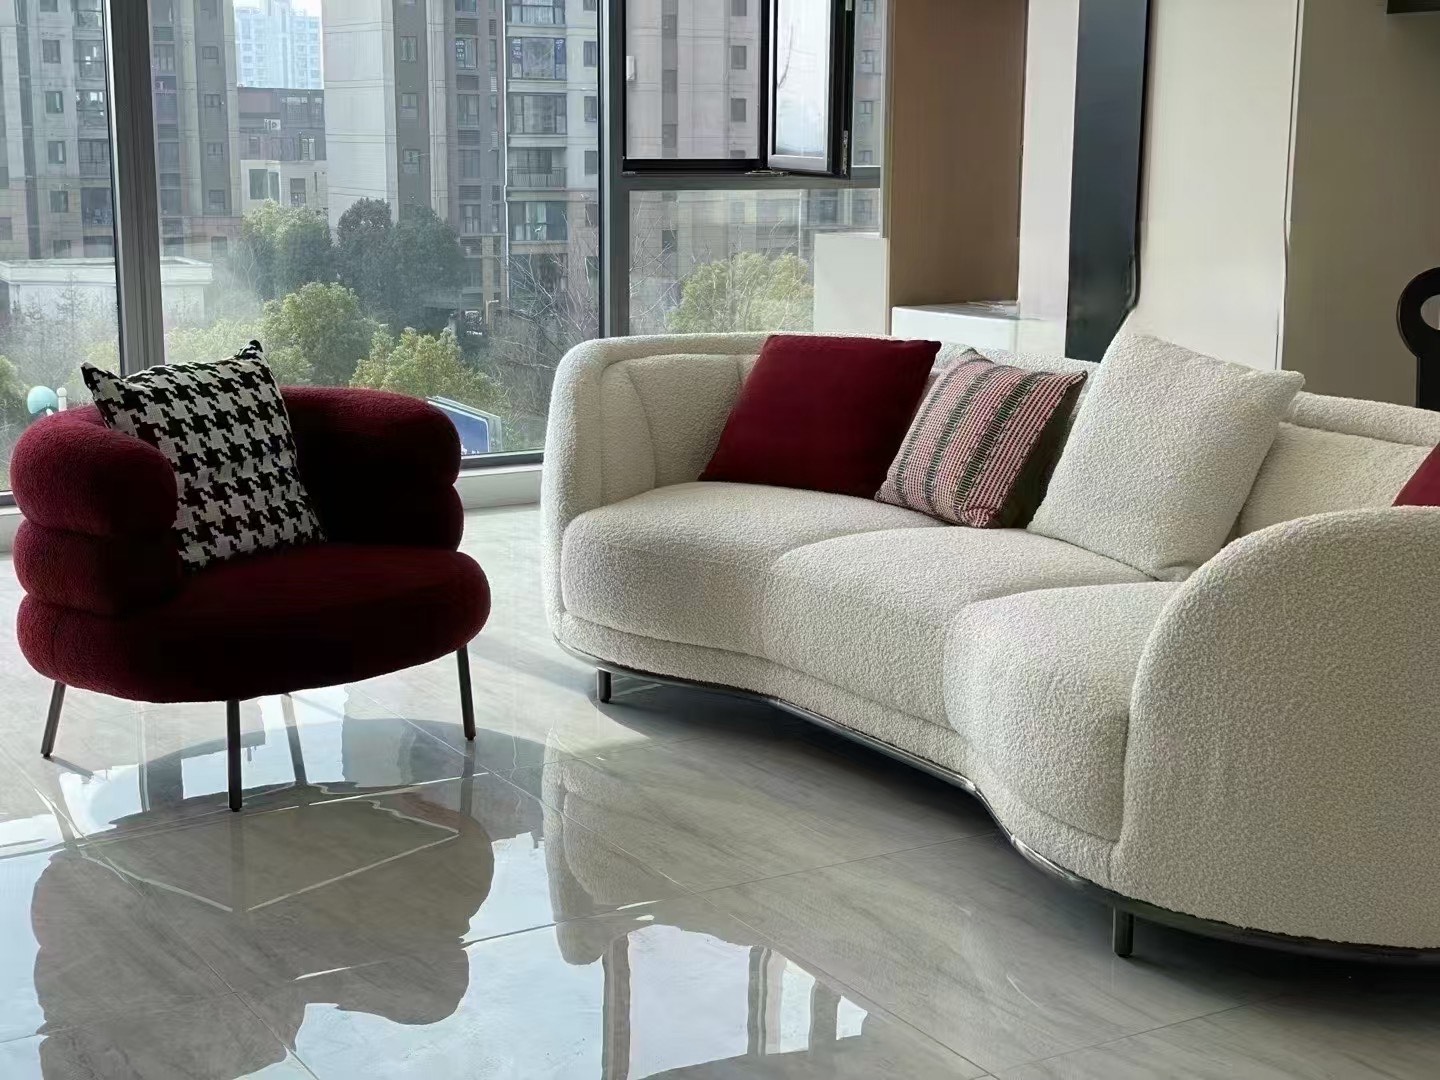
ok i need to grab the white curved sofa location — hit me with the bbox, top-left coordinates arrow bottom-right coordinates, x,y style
541,332 -> 1440,956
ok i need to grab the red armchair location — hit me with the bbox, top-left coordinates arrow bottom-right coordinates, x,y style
9,386 -> 491,811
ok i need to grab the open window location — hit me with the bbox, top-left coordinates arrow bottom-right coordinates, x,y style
621,0 -> 856,176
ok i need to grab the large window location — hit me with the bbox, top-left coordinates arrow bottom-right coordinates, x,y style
0,10 -> 119,492
4,0 -> 877,493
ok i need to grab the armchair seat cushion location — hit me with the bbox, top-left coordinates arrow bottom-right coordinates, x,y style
18,543 -> 490,703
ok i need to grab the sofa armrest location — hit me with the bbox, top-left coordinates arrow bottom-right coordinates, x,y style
540,333 -> 769,627
283,386 -> 463,549
1114,506 -> 1440,945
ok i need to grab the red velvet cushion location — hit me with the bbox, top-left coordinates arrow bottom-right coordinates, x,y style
17,543 -> 490,702
1395,443 -> 1440,506
700,335 -> 941,498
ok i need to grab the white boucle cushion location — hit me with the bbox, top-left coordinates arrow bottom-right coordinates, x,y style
1027,333 -> 1304,580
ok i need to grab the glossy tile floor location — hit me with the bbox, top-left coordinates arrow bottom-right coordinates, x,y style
2,508 -> 1438,1079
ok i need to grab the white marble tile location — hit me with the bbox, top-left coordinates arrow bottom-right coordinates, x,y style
243,895 -> 983,1079
99,772 -> 687,993
0,995 -> 314,1079
997,988 -> 1440,1079
0,848 -> 229,1043
0,690 -> 476,845
705,834 -> 1314,1073
0,751 -> 71,856
501,723 -> 995,890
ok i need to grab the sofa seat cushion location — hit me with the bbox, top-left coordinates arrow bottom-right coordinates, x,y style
944,582 -> 1181,840
761,529 -> 1150,726
560,482 -> 942,655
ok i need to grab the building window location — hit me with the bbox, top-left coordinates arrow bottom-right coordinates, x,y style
202,45 -> 219,61
399,36 -> 417,62
47,140 -> 66,164
52,239 -> 71,257
153,44 -> 176,72
45,91 -> 63,114
207,189 -> 228,212
0,218 -> 11,242
402,148 -> 422,174
732,0 -> 746,13
49,190 -> 69,213
508,93 -> 566,133
512,201 -> 568,242
81,186 -> 111,225
730,97 -> 746,122
456,37 -> 477,69
206,141 -> 224,158
584,148 -> 598,174
458,94 -> 482,126
249,169 -> 268,199
299,135 -> 314,160
583,40 -> 598,67
584,95 -> 598,122
80,139 -> 109,175
212,236 -> 228,259
731,45 -> 747,70
662,123 -> 677,150
459,149 -> 482,178
76,88 -> 105,126
862,0 -> 874,10
508,37 -> 566,79
661,14 -> 677,36
584,201 -> 600,228
584,0 -> 597,9
858,99 -> 874,116
203,93 -> 222,109
857,149 -> 874,164
84,236 -> 114,258
42,39 -> 60,63
290,178 -> 307,206
860,49 -> 875,73
400,92 -> 419,120
457,0 -> 477,9
157,141 -> 178,168
661,228 -> 677,256
39,0 -> 58,10
75,40 -> 105,78
662,69 -> 677,94
73,0 -> 101,27
460,203 -> 483,236
509,1 -> 565,24
160,189 -> 181,213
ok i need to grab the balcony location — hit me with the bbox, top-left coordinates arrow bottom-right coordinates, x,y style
79,159 -> 110,177
509,3 -> 566,26
511,223 -> 568,243
508,168 -> 567,189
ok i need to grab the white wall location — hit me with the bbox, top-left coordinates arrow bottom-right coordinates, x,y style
1121,0 -> 1300,370
1016,0 -> 1078,332
321,0 -> 397,227
1282,0 -> 1440,405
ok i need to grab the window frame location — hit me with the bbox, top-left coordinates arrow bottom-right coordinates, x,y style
618,0 -> 857,178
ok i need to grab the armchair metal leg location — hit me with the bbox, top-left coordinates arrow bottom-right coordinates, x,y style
597,668 -> 612,704
456,648 -> 476,741
226,700 -> 243,812
40,682 -> 66,759
1112,908 -> 1135,958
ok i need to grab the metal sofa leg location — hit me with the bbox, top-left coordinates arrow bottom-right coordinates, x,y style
596,668 -> 612,704
1112,908 -> 1135,958
227,700 -> 243,812
456,648 -> 477,741
40,682 -> 66,759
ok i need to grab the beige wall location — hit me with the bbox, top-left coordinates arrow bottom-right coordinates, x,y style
1282,0 -> 1440,405
1121,0 -> 1299,370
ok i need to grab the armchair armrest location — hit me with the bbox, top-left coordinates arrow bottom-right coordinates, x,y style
283,386 -> 463,549
11,409 -> 183,615
1114,506 -> 1440,945
541,333 -> 769,626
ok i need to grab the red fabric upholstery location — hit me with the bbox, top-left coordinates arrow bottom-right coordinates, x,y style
1395,443 -> 1440,506
10,408 -> 178,535
10,384 -> 489,704
13,521 -> 183,617
18,544 -> 490,702
700,334 -> 940,498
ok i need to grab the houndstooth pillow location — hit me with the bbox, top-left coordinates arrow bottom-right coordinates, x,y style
82,342 -> 325,570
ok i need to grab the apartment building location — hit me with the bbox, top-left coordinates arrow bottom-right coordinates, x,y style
236,0 -> 323,90
238,87 -> 327,215
321,0 -> 506,322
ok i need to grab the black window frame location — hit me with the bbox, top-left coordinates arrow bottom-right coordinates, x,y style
620,0 -> 856,178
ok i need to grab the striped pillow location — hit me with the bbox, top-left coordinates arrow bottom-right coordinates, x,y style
876,354 -> 1087,528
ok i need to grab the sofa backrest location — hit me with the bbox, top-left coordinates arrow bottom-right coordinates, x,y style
1238,391 -> 1440,535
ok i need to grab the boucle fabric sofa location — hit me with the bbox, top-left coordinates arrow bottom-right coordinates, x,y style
541,332 -> 1440,956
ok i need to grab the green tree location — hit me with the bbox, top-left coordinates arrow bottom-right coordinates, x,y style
234,203 -> 334,300
163,318 -> 313,385
352,327 -> 505,412
0,354 -> 28,491
260,282 -> 377,387
667,252 -> 814,334
335,199 -> 464,333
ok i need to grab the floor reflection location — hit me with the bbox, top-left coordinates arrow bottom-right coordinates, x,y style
3,691 -> 966,1078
